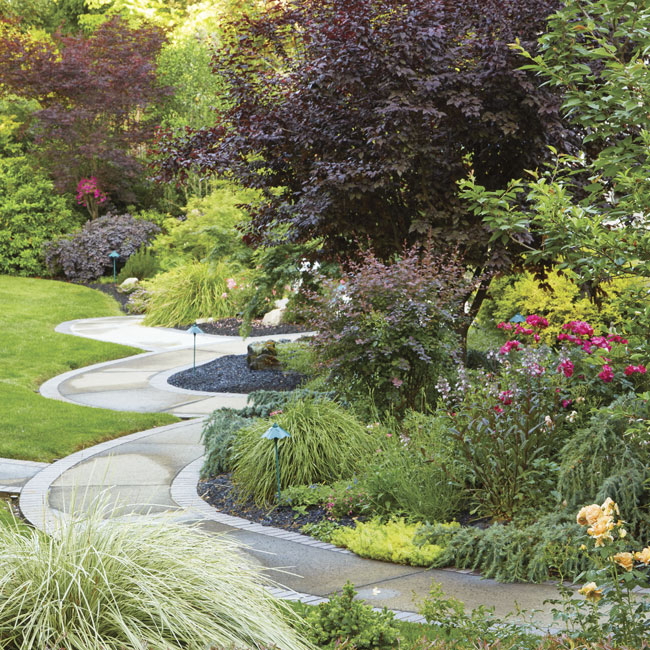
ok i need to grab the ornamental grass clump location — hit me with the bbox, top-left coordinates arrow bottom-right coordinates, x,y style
142,261 -> 245,327
231,396 -> 378,504
0,507 -> 312,650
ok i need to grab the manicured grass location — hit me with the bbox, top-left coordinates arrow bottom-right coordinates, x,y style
0,276 -> 177,462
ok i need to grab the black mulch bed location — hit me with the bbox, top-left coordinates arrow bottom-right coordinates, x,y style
168,353 -> 304,393
173,317 -> 311,337
86,282 -> 130,311
198,474 -> 360,531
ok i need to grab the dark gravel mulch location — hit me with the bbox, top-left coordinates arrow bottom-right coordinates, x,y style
168,353 -> 304,393
199,474 -> 360,531
86,282 -> 130,311
173,317 -> 311,337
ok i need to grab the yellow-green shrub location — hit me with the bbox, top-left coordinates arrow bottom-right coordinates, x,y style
330,518 -> 458,567
479,270 -> 648,343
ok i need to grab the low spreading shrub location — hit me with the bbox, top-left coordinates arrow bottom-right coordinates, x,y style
305,242 -> 476,413
415,512 -> 589,583
0,505 -> 311,650
141,261 -> 246,327
329,518 -> 457,567
200,408 -> 249,477
558,398 -> 650,539
304,581 -> 399,650
283,478 -> 371,519
44,213 -> 160,282
231,396 -> 378,504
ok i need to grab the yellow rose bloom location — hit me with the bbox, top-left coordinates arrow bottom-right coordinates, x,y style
601,497 -> 620,518
634,547 -> 650,565
587,514 -> 615,546
619,528 -> 627,538
579,582 -> 603,602
612,552 -> 634,572
577,504 -> 602,527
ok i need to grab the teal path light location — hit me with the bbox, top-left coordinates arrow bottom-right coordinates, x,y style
261,423 -> 291,502
187,323 -> 203,374
510,313 -> 526,323
109,250 -> 120,283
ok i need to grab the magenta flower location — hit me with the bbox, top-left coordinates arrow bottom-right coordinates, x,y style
497,321 -> 513,330
499,340 -> 521,355
598,365 -> 614,383
624,364 -> 647,376
497,390 -> 513,405
557,359 -> 574,378
525,314 -> 549,328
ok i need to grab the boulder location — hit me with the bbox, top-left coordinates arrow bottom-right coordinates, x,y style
118,277 -> 139,293
247,341 -> 280,370
262,308 -> 284,327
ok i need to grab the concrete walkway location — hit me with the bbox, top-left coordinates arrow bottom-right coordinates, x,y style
19,316 -> 567,628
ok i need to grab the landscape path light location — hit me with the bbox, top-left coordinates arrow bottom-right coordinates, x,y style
187,323 -> 203,374
109,250 -> 120,283
261,423 -> 291,503
510,313 -> 526,323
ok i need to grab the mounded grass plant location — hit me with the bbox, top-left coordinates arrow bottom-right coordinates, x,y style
0,506 -> 312,650
142,261 -> 246,327
231,397 -> 379,504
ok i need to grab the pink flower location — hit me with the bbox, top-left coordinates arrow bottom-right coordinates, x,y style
269,409 -> 283,416
526,314 -> 549,328
497,321 -> 513,330
226,278 -> 237,289
557,359 -> 574,378
499,340 -> 521,355
498,390 -> 513,405
221,292 -> 228,298
563,320 -> 594,337
493,405 -> 504,414
529,363 -> 545,376
598,365 -> 614,383
624,364 -> 647,376
391,377 -> 403,388
562,399 -> 572,408
590,336 -> 611,352
607,334 -> 628,345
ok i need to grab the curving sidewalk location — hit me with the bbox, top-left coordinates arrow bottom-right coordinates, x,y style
20,316 -> 566,627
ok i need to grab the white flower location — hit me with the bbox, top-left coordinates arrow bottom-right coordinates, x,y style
567,410 -> 578,423
544,415 -> 554,429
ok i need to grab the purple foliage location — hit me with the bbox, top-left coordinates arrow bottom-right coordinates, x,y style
305,243 -> 480,411
44,213 -> 160,283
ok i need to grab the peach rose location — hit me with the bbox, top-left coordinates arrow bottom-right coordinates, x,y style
579,582 -> 603,602
612,552 -> 634,572
577,504 -> 602,527
634,547 -> 650,565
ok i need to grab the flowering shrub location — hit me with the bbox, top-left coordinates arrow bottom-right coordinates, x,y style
44,213 -> 160,282
76,177 -> 107,220
305,243 -> 478,413
550,499 -> 650,647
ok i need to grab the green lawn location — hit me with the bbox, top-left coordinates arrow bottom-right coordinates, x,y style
0,276 -> 177,462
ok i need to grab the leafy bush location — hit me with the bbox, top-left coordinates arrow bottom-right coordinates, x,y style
0,156 -> 79,276
200,408 -> 249,477
231,396 -> 377,504
416,512 -> 589,583
45,213 -> 160,282
363,411 -> 465,523
116,246 -> 160,282
151,180 -> 256,271
306,243 -> 475,413
329,518 -> 456,567
304,581 -> 399,650
0,504 -> 311,650
276,339 -> 318,377
141,261 -> 246,327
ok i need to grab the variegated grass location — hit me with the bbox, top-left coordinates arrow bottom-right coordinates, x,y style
0,504 -> 312,650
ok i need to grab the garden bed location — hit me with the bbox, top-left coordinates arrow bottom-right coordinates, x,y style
198,474 -> 360,531
172,317 -> 311,337
168,354 -> 304,393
